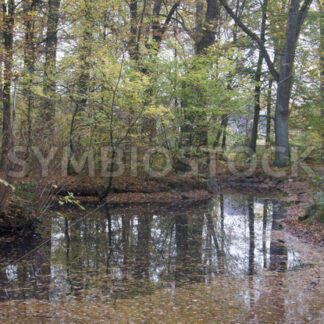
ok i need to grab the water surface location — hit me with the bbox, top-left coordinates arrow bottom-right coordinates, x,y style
1,194 -> 324,323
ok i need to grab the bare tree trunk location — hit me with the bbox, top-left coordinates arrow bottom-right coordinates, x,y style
214,114 -> 228,148
266,79 -> 273,147
274,0 -> 301,166
249,55 -> 263,154
68,3 -> 92,174
319,0 -> 324,156
221,116 -> 228,150
0,0 -> 15,213
23,0 -> 38,165
249,0 -> 268,154
128,0 -> 139,61
1,0 -> 15,171
42,0 -> 60,142
196,0 -> 220,147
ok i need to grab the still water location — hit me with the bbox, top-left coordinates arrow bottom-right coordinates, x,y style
0,194 -> 324,323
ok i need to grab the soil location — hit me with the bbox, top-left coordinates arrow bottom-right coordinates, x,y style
280,181 -> 324,246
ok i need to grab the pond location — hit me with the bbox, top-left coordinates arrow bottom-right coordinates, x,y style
1,194 -> 324,323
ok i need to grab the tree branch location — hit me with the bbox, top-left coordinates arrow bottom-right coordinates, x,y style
160,1 -> 180,37
152,0 -> 180,46
296,0 -> 313,37
219,0 -> 279,82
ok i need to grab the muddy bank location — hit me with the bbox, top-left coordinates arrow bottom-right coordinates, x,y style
280,181 -> 324,246
0,196 -> 37,237
50,174 -> 207,195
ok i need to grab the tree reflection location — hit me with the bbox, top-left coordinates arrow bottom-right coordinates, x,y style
0,195 -> 296,304
269,202 -> 288,272
0,236 -> 51,301
262,202 -> 268,268
175,213 -> 189,282
134,214 -> 152,280
248,199 -> 255,275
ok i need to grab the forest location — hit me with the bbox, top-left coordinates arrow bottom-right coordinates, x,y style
0,0 -> 324,322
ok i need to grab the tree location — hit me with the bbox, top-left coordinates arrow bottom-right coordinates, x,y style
22,0 -> 40,162
67,0 -> 92,174
219,0 -> 313,166
0,0 -> 15,214
180,0 -> 220,149
1,0 -> 15,171
319,0 -> 324,149
195,0 -> 220,55
42,0 -> 61,141
249,0 -> 268,154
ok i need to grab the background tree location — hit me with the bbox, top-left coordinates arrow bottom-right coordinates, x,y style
42,0 -> 60,142
219,0 -> 313,166
1,0 -> 15,171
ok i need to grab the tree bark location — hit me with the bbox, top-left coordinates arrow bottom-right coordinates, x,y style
249,0 -> 268,154
266,79 -> 273,146
319,0 -> 324,156
0,0 -> 15,213
274,0 -> 309,166
42,0 -> 60,141
195,0 -> 220,55
1,0 -> 15,171
221,116 -> 228,150
23,0 -> 38,164
128,0 -> 139,61
68,2 -> 92,174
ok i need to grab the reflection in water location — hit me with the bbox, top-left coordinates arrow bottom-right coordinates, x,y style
0,235 -> 51,301
263,201 -> 268,268
0,194 -> 299,303
175,213 -> 189,282
248,199 -> 255,275
269,201 -> 288,272
135,213 -> 152,280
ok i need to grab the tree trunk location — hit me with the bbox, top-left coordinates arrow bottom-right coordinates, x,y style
266,79 -> 273,146
221,116 -> 228,150
195,0 -> 220,55
42,0 -> 60,141
0,0 -> 15,213
1,0 -> 15,171
214,114 -> 228,148
128,0 -> 139,61
249,0 -> 268,154
274,0 -> 302,166
183,0 -> 220,148
68,3 -> 92,174
127,0 -> 179,146
319,0 -> 324,156
249,55 -> 262,154
23,0 -> 38,164
272,0 -> 312,166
